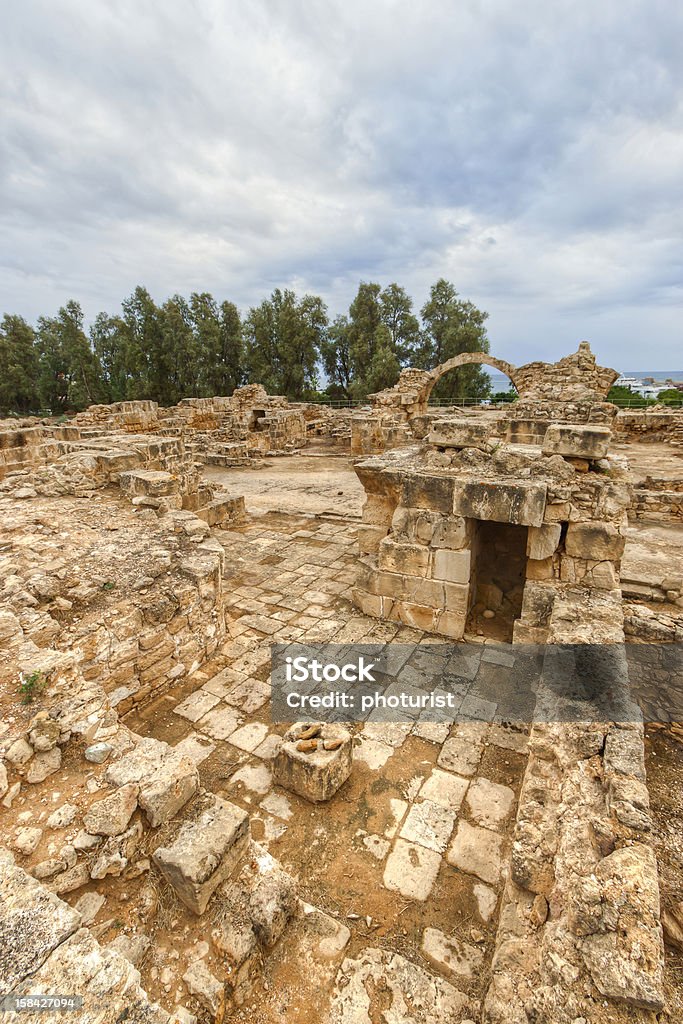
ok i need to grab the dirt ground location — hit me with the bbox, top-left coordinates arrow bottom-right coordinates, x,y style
204,455 -> 365,517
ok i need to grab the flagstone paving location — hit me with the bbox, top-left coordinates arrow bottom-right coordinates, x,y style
124,509 -> 531,1017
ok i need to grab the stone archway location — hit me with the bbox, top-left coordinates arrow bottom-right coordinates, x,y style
417,352 -> 519,408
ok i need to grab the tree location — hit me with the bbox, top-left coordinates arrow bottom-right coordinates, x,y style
217,301 -> 243,394
0,315 -> 39,414
607,385 -> 649,408
160,295 -> 196,403
90,313 -> 128,403
189,293 -> 243,396
655,388 -> 683,407
366,324 -> 401,394
345,281 -> 420,398
379,283 -> 420,363
320,315 -> 352,397
243,288 -> 327,399
417,279 -> 491,401
37,301 -> 102,412
120,287 -> 166,402
347,282 -> 383,395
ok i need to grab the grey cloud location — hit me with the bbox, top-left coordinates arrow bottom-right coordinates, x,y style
1,0 -> 682,366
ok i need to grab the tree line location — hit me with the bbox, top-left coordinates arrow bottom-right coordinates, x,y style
0,279 -> 493,416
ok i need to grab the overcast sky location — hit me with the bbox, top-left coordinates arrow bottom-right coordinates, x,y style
2,0 -> 682,368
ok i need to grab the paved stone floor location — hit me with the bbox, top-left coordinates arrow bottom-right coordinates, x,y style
125,510 -> 530,1020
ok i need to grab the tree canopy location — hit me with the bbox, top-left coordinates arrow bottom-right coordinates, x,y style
0,280 -> 491,415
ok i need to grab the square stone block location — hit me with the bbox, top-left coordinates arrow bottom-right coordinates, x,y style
433,549 -> 471,584
565,520 -> 625,561
427,418 -> 491,449
399,799 -> 456,853
378,539 -> 430,576
153,795 -> 250,914
447,820 -> 503,884
383,839 -> 442,900
542,423 -> 611,459
526,523 -> 562,560
273,723 -> 352,802
453,480 -> 547,527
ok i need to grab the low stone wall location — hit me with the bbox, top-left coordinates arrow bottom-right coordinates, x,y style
631,484 -> 683,522
0,484 -> 231,714
615,409 -> 681,442
350,414 -> 413,456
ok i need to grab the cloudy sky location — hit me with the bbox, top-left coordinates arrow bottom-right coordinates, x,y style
2,0 -> 682,368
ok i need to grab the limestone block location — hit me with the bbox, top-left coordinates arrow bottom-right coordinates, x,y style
432,515 -> 469,549
28,712 -> 61,752
273,723 -> 352,802
183,961 -> 224,1017
153,795 -> 250,914
83,783 -> 139,836
565,520 -> 625,561
526,556 -> 554,581
15,927 -> 170,1024
210,895 -> 260,1003
246,844 -> 298,948
453,480 -> 547,527
447,820 -> 503,884
542,423 -> 611,459
119,469 -> 180,497
520,582 -> 556,626
357,523 -> 388,554
401,474 -> 456,513
526,523 -> 562,560
378,538 -> 430,576
105,737 -> 199,827
427,418 -> 491,449
444,581 -> 470,618
195,495 -> 245,526
0,847 -> 81,989
137,749 -> 200,827
433,548 -> 471,584
579,844 -> 664,1011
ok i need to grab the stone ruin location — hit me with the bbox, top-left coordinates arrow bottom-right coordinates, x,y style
1,350 -> 683,1024
353,343 -> 626,644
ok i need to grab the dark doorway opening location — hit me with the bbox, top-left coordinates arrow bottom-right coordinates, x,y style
467,520 -> 528,641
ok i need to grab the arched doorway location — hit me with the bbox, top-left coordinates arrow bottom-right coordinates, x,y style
416,352 -> 520,408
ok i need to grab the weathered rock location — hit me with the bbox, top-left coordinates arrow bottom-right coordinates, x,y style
0,847 -> 81,989
90,822 -> 143,879
105,737 -> 199,827
542,423 -> 611,459
74,891 -> 106,925
14,826 -> 43,855
47,861 -> 91,895
46,802 -> 79,829
5,737 -> 33,766
153,796 -> 250,914
273,723 -> 352,802
108,931 -> 152,966
245,844 -> 298,948
183,961 -> 224,1017
83,783 -> 139,836
85,742 -> 114,763
330,947 -> 475,1022
26,746 -> 61,783
28,712 -> 61,752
